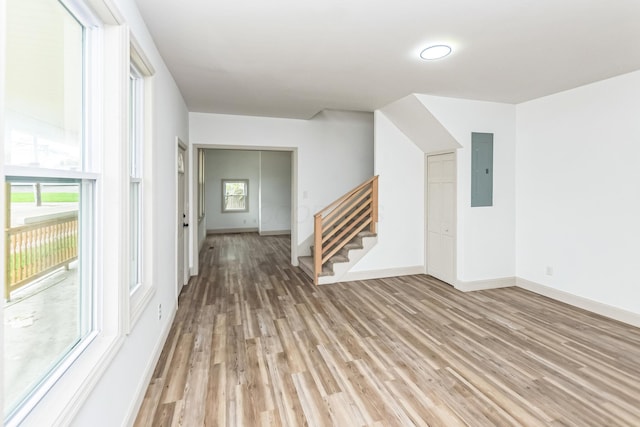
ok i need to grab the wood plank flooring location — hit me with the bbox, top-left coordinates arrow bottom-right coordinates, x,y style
134,233 -> 640,426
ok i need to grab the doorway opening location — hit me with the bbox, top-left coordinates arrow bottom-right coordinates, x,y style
191,146 -> 297,273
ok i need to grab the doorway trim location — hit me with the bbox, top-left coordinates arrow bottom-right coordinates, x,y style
191,144 -> 299,267
425,150 -> 458,286
176,137 -> 189,303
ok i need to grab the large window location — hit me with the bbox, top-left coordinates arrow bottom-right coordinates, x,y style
3,0 -> 95,421
222,179 -> 249,212
127,39 -> 155,324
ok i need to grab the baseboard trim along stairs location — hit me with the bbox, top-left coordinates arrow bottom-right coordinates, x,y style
298,231 -> 377,285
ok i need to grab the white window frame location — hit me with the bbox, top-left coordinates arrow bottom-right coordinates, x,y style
222,179 -> 249,213
2,1 -> 135,425
2,0 -> 100,422
127,36 -> 155,328
129,65 -> 143,292
197,148 -> 205,220
0,0 -> 5,413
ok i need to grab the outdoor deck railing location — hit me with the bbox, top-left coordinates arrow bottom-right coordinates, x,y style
5,212 -> 78,300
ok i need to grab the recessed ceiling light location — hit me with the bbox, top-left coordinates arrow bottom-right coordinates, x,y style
420,44 -> 452,60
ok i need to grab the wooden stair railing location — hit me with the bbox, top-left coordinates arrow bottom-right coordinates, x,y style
312,176 -> 379,285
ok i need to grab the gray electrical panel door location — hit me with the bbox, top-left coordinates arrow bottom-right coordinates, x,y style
471,132 -> 493,207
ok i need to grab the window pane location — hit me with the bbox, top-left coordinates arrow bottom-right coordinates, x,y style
224,195 -> 246,210
129,72 -> 142,178
129,75 -> 136,176
222,180 -> 248,212
225,182 -> 246,196
3,0 -> 92,420
3,178 -> 92,417
129,181 -> 141,290
4,0 -> 83,171
198,149 -> 205,219
129,67 -> 143,291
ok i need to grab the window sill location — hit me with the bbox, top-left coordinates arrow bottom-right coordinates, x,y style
6,332 -> 124,427
129,284 -> 156,332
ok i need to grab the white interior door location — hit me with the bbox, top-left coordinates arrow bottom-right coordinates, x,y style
177,143 -> 188,295
427,152 -> 456,285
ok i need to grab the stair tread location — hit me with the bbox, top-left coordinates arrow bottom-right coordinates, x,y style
311,231 -> 376,246
344,242 -> 363,250
329,254 -> 349,263
358,231 -> 377,238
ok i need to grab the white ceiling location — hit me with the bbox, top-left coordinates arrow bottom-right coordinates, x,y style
134,0 -> 640,119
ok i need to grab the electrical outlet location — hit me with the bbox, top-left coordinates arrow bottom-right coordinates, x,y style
158,303 -> 162,320
546,266 -> 554,276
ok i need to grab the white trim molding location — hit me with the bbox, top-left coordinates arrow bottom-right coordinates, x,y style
259,229 -> 291,236
339,266 -> 426,283
449,275 -> 640,327
207,227 -> 259,234
516,277 -> 640,328
455,276 -> 516,292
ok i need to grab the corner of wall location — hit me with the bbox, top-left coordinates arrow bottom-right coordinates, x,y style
516,277 -> 640,328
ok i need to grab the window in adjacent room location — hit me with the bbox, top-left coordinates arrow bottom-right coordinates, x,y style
222,179 -> 249,212
197,148 -> 205,220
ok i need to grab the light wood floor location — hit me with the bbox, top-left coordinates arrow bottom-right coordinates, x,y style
134,233 -> 640,426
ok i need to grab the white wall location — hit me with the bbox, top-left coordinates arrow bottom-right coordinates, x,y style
417,95 -> 517,282
189,109 -> 374,253
350,111 -> 426,273
260,151 -> 291,233
516,70 -> 640,315
380,94 -> 461,153
354,97 -> 516,282
70,0 -> 189,425
204,149 -> 260,231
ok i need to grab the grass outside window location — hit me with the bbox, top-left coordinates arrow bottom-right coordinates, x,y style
11,193 -> 79,203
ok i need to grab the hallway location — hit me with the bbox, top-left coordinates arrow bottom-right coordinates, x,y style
134,233 -> 640,426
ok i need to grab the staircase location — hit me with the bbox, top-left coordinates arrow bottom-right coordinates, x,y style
298,176 -> 379,285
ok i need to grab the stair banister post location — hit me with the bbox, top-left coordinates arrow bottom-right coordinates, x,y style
370,176 -> 379,234
313,213 -> 322,285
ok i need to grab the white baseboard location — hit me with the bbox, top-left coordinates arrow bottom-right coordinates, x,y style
207,227 -> 258,234
455,276 -> 516,292
339,265 -> 425,282
124,308 -> 178,427
516,277 -> 640,328
259,229 -> 291,236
